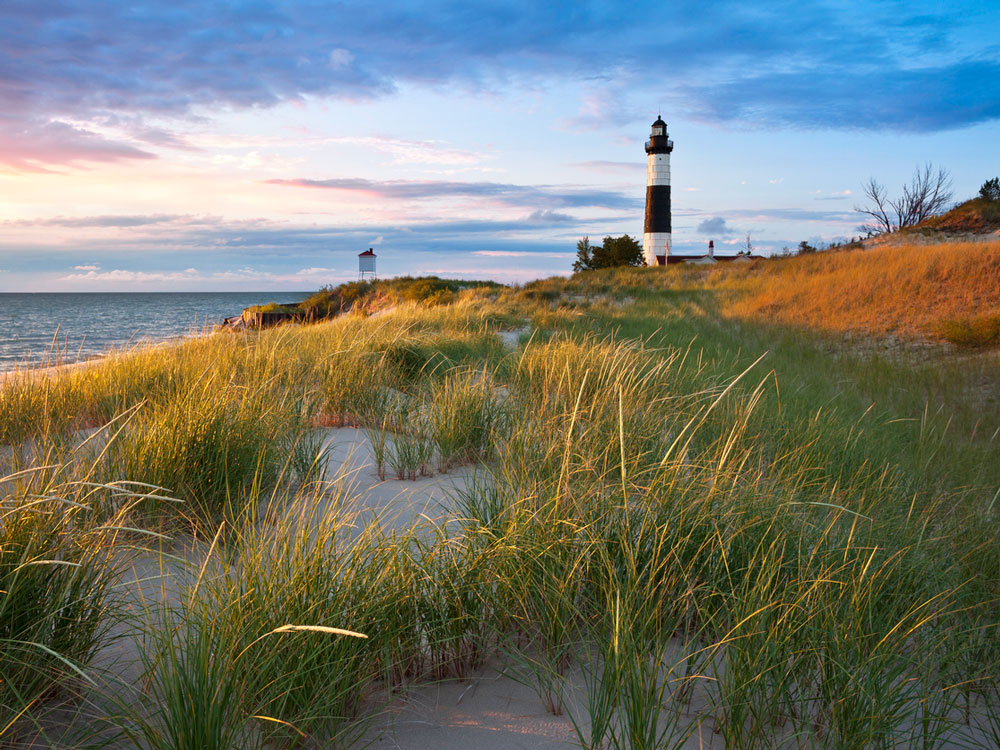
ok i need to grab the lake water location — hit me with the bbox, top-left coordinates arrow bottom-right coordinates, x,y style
0,292 -> 311,372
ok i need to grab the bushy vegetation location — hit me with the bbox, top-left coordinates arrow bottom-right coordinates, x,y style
1,262 -> 999,746
293,276 -> 502,320
981,177 -> 1000,202
938,315 -> 1000,348
573,234 -> 643,271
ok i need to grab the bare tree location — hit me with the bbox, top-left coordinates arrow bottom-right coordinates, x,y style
857,177 -> 892,236
855,163 -> 953,235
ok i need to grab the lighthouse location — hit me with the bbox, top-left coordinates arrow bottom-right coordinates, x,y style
643,116 -> 673,266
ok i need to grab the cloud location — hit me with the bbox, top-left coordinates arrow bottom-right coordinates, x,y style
696,217 -> 735,235
60,268 -> 202,283
0,0 -> 994,155
56,265 -> 346,285
328,48 -> 355,70
265,177 -> 638,211
0,117 -> 155,171
719,208 -> 857,223
687,59 -> 1000,133
327,135 -> 485,166
524,210 -> 575,224
0,213 -> 594,280
9,214 -> 188,228
571,161 -> 645,174
560,87 -> 639,131
472,250 -> 575,258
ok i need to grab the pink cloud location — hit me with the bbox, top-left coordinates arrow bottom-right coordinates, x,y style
0,118 -> 155,172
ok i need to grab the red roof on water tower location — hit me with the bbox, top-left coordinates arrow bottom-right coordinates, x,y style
359,248 -> 376,257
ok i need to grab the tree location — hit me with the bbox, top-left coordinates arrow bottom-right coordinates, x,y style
980,177 -> 1000,202
573,234 -> 643,271
855,163 -> 953,235
797,240 -> 817,254
572,236 -> 594,272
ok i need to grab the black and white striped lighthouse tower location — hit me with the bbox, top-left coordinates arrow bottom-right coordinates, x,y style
643,116 -> 673,266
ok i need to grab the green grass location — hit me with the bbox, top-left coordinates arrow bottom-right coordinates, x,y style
0,463 -> 155,744
1,271 -> 998,746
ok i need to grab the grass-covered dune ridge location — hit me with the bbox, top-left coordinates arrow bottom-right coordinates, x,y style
243,275 -> 503,322
1,272 -> 999,747
720,239 -> 1000,343
917,196 -> 1000,236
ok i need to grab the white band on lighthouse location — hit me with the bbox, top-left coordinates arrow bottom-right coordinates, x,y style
643,233 -> 671,265
647,154 -> 671,187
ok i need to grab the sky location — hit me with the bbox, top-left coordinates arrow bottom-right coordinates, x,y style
1,0 -> 998,291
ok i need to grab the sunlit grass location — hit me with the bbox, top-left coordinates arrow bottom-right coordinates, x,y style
1,266 -> 998,746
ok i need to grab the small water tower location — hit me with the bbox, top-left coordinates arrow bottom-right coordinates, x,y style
358,248 -> 376,280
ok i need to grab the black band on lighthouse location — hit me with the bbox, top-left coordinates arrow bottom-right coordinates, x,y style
644,185 -> 672,235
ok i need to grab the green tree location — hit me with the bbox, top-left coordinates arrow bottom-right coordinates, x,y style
797,240 -> 817,254
573,234 -> 643,271
573,236 -> 595,272
980,177 -> 1000,202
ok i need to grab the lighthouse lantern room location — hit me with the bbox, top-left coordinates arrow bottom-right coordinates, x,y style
643,116 -> 673,266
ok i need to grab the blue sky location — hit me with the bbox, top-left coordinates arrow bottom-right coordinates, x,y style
1,0 -> 998,290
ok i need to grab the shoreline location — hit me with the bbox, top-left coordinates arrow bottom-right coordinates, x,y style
0,329 -> 223,382
0,357 -> 105,383
0,290 -> 311,380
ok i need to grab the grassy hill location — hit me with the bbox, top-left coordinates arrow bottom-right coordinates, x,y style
718,238 -> 1000,346
913,196 -> 1000,236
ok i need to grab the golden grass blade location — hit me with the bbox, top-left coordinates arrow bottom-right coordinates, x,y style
268,624 -> 368,639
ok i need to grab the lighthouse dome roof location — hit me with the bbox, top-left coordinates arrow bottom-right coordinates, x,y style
652,116 -> 666,128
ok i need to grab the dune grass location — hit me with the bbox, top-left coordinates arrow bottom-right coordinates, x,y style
720,239 -> 1000,341
0,461 -> 163,745
1,277 -> 998,746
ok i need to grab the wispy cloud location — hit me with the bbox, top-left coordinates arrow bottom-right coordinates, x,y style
8,214 -> 188,228
58,266 -> 345,285
264,177 -> 639,210
0,117 -> 155,171
60,268 -> 203,283
571,161 -> 645,174
715,208 -> 857,224
471,250 -> 575,258
814,190 -> 854,201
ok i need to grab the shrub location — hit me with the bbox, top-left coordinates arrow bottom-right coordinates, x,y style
980,177 -> 1000,202
937,315 -> 1000,348
401,278 -> 454,305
